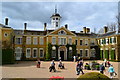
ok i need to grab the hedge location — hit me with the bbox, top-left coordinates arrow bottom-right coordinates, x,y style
77,72 -> 111,80
2,49 -> 15,64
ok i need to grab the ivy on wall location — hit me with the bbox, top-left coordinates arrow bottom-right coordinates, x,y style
100,50 -> 103,59
104,50 -> 109,60
45,43 -> 52,61
72,44 -> 76,57
110,50 -> 115,60
55,45 -> 59,60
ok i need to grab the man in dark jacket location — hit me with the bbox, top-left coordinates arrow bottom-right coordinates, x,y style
99,63 -> 105,74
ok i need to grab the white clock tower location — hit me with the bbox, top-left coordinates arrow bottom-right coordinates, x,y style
51,7 -> 61,29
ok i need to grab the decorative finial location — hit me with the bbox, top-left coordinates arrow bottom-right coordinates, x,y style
55,5 -> 57,14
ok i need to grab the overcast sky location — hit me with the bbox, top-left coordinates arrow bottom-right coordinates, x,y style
1,2 -> 118,32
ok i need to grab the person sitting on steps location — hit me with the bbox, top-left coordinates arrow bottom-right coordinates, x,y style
58,60 -> 65,69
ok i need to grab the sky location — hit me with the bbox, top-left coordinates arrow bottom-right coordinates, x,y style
1,2 -> 118,32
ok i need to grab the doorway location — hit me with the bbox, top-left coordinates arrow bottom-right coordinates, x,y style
60,51 -> 64,60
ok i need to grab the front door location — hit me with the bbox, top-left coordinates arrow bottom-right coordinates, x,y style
60,51 -> 64,60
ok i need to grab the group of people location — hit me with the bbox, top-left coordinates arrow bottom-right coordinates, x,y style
36,58 -> 117,79
99,59 -> 117,79
49,60 -> 65,72
36,59 -> 65,72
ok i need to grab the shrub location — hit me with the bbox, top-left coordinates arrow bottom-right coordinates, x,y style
2,49 -> 15,64
77,72 -> 111,80
95,65 -> 100,70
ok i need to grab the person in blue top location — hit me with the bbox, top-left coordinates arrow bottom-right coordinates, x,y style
108,64 -> 115,79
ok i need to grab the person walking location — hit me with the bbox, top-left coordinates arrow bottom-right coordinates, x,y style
108,65 -> 116,79
76,61 -> 80,75
104,58 -> 107,67
79,60 -> 84,75
99,63 -> 105,74
49,60 -> 56,72
36,59 -> 41,68
73,56 -> 76,62
76,61 -> 84,75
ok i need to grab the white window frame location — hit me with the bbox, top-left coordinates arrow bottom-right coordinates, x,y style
33,48 -> 37,58
85,49 -> 89,57
39,48 -> 44,58
68,37 -> 72,45
112,37 -> 116,44
26,48 -> 31,58
15,47 -> 22,60
100,39 -> 103,46
80,39 -> 83,45
75,39 -> 78,45
58,37 -> 66,45
40,37 -> 44,45
15,37 -> 22,44
80,49 -> 83,57
91,48 -> 96,57
33,37 -> 38,45
85,39 -> 88,45
106,38 -> 109,45
52,50 -> 56,58
52,37 -> 56,44
26,37 -> 31,44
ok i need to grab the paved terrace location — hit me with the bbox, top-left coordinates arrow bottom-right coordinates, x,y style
2,60 -> 120,79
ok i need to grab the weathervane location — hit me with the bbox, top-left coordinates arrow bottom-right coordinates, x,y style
55,5 -> 57,14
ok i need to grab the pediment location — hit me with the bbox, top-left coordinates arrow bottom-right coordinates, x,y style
47,27 -> 76,36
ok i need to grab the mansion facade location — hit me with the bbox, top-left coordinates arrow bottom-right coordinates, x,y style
1,10 -> 120,61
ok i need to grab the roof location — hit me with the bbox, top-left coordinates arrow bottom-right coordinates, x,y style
75,32 -> 97,38
0,23 -> 11,28
97,31 -> 117,38
51,13 -> 61,18
13,29 -> 55,35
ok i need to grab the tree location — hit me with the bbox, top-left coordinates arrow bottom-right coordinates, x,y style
107,22 -> 116,31
97,28 -> 104,34
116,13 -> 120,32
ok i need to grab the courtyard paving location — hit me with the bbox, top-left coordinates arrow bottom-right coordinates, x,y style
2,60 -> 120,79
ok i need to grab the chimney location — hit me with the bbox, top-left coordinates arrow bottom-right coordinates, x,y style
104,26 -> 108,34
86,28 -> 90,33
44,23 -> 47,31
65,24 -> 68,29
83,27 -> 87,33
24,23 -> 27,30
5,18 -> 8,25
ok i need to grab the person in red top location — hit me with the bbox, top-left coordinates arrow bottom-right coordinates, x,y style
107,61 -> 111,67
36,59 -> 41,68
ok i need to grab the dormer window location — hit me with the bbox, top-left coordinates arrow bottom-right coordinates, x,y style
58,30 -> 66,35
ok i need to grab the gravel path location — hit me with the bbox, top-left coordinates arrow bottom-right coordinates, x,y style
2,60 -> 120,79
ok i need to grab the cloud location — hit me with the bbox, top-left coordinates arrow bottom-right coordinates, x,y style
1,2 -> 118,32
